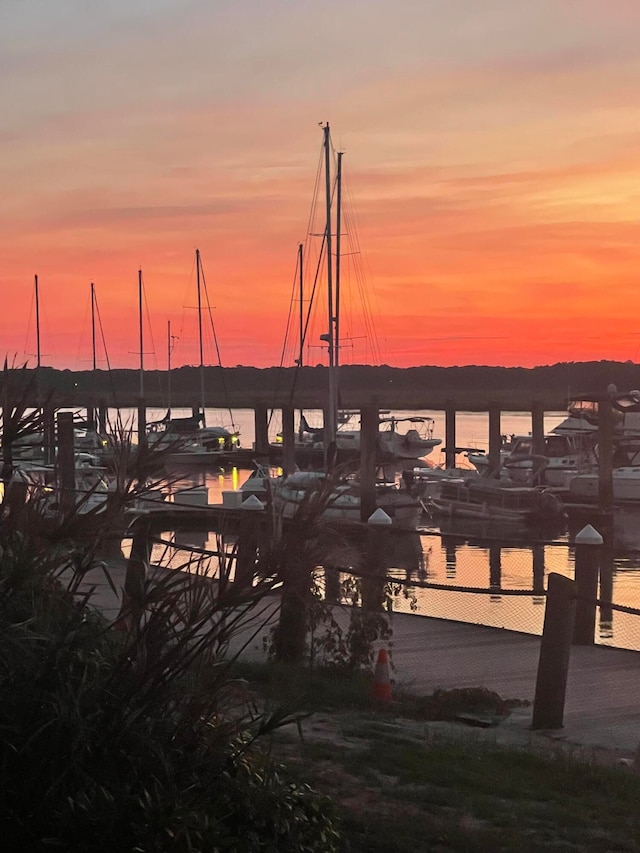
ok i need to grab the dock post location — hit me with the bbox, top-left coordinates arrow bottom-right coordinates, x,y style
117,515 -> 152,630
599,544 -> 614,640
43,400 -> 56,465
360,403 -> 379,523
57,411 -> 76,515
445,401 -> 456,470
532,573 -> 576,729
98,400 -> 108,436
324,565 -> 341,604
86,401 -> 96,432
531,400 -> 545,466
235,500 -> 262,589
532,544 -> 545,594
598,396 -> 614,516
488,402 -> 502,478
489,545 -> 502,593
253,405 -> 269,454
137,399 -> 147,451
361,511 -> 391,612
573,524 -> 603,645
281,405 -> 296,476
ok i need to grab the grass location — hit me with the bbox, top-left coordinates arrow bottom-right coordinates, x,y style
236,662 -> 640,852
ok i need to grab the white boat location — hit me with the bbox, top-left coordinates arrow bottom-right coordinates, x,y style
565,436 -> 640,503
378,416 -> 441,460
407,463 -> 480,499
465,434 -> 520,474
500,432 -> 596,487
14,456 -> 110,517
149,415 -> 240,463
289,412 -> 441,462
568,467 -> 640,504
426,476 -> 566,526
240,466 -> 422,530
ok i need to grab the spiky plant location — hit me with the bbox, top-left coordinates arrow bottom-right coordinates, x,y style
0,510 -> 340,851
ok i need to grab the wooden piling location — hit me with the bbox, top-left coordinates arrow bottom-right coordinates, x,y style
532,544 -> 545,594
324,566 -> 341,604
598,397 -> 614,515
235,503 -> 261,589
281,405 -> 296,476
573,524 -> 602,645
531,400 -> 545,457
43,401 -> 55,466
117,515 -> 152,629
137,399 -> 147,451
445,401 -> 456,470
253,405 -> 270,454
98,400 -> 108,436
86,402 -> 96,432
489,545 -> 501,590
488,402 -> 502,477
360,403 -> 379,523
56,411 -> 76,515
361,516 -> 391,613
532,573 -> 576,729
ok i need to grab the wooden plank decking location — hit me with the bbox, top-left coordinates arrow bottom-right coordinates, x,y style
74,559 -> 640,757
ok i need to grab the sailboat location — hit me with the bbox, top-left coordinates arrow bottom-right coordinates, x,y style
278,134 -> 440,464
147,250 -> 241,465
254,125 -> 423,529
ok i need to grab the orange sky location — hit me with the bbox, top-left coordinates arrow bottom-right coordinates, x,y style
3,0 -> 640,370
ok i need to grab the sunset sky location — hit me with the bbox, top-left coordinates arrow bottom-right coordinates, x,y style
2,0 -> 640,371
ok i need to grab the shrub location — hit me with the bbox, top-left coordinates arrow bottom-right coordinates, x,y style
0,525 -> 340,851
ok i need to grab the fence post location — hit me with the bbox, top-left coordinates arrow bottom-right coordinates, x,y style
532,572 -> 576,729
573,524 -> 603,645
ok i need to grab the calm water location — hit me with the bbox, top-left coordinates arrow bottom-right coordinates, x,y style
115,407 -> 640,652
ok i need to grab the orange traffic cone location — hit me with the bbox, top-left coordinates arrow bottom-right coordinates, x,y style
372,648 -> 392,703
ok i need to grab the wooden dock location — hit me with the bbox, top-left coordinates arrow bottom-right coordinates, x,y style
75,552 -> 640,758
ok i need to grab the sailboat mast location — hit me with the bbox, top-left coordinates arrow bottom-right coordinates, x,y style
90,282 -> 97,372
138,268 -> 144,398
34,274 -> 41,370
335,150 -> 343,371
298,242 -> 304,369
167,320 -> 172,417
196,248 -> 206,427
323,123 -> 337,445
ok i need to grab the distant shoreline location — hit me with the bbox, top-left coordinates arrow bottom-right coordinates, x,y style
8,360 -> 639,412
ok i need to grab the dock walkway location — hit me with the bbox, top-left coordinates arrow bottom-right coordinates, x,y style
75,559 -> 640,760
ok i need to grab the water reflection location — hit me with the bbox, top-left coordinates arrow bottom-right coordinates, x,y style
147,463 -> 640,652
